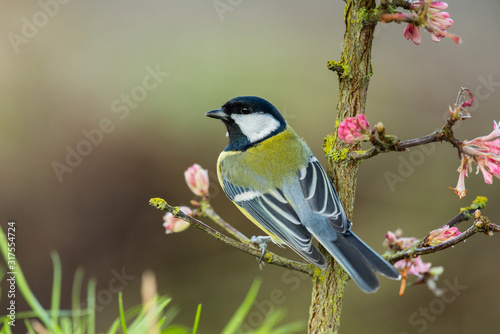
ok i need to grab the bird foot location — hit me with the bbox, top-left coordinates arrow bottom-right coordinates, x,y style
251,236 -> 272,266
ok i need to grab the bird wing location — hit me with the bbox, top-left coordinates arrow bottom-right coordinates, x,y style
221,175 -> 326,268
298,156 -> 351,233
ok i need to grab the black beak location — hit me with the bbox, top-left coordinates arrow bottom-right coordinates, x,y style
205,108 -> 229,120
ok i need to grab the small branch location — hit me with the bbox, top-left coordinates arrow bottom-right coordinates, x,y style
387,224 -> 479,263
348,102 -> 468,162
380,0 -> 411,11
442,195 -> 488,228
149,198 -> 314,276
398,132 -> 441,149
348,132 -> 443,161
386,197 -> 495,263
351,1 -> 412,27
348,147 -> 379,160
193,199 -> 253,245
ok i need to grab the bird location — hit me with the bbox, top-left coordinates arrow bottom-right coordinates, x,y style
206,96 -> 399,293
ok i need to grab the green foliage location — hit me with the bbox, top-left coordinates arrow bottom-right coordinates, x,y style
0,228 -> 304,334
222,279 -> 304,334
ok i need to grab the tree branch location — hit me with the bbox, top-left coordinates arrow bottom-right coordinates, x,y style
149,198 -> 315,276
347,93 -> 472,162
388,217 -> 500,263
193,199 -> 252,245
385,196 -> 495,264
387,224 -> 478,263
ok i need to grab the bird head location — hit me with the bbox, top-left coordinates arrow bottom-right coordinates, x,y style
206,96 -> 287,150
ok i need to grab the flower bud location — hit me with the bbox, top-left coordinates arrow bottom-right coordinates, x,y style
184,164 -> 209,197
426,225 -> 461,246
163,206 -> 192,234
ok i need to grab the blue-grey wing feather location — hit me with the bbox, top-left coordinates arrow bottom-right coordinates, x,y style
221,175 -> 326,267
298,156 -> 351,233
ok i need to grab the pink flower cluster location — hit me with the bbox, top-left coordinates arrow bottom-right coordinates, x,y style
384,229 -> 418,250
404,1 -> 458,45
163,206 -> 192,234
384,229 -> 432,277
384,228 -> 449,295
381,1 -> 460,45
451,121 -> 500,198
395,257 -> 431,276
337,114 -> 371,144
184,163 -> 209,197
384,226 -> 460,295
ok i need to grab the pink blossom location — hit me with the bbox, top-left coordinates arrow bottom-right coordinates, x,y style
468,120 -> 500,143
384,230 -> 398,245
410,1 -> 448,11
395,257 -> 432,276
478,162 -> 493,184
384,229 -> 418,250
391,1 -> 460,45
404,23 -> 422,44
427,12 -> 453,42
450,156 -> 469,199
426,225 -> 461,246
337,114 -> 371,144
384,229 -> 436,295
163,206 -> 192,234
486,157 -> 500,176
484,139 -> 500,155
452,121 -> 500,197
184,164 -> 209,197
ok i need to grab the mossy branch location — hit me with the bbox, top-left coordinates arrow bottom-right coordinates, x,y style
149,198 -> 315,276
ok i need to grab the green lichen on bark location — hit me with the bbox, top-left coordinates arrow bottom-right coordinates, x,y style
308,257 -> 349,333
460,196 -> 488,216
323,134 -> 351,163
327,60 -> 351,79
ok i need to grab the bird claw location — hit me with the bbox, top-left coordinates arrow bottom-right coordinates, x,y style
251,236 -> 272,266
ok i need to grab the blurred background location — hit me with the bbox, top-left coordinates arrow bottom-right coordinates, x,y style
1,0 -> 500,333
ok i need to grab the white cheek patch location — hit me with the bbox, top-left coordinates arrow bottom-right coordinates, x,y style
231,113 -> 281,143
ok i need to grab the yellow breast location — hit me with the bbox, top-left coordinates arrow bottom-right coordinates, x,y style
217,126 -> 310,192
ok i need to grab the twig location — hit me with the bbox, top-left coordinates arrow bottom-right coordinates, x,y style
348,132 -> 443,160
379,0 -> 411,11
193,199 -> 253,245
149,198 -> 314,276
386,197 -> 497,264
348,101 -> 467,162
413,196 -> 489,249
387,224 -> 479,263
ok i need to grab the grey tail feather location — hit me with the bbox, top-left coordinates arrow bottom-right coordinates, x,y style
328,234 -> 380,293
315,230 -> 400,293
343,231 -> 400,279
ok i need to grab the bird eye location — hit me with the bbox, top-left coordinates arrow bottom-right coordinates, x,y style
241,106 -> 252,114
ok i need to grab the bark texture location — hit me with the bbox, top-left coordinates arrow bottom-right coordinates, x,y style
308,1 -> 377,333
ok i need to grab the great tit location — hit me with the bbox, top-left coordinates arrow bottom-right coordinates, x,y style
206,96 -> 399,293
